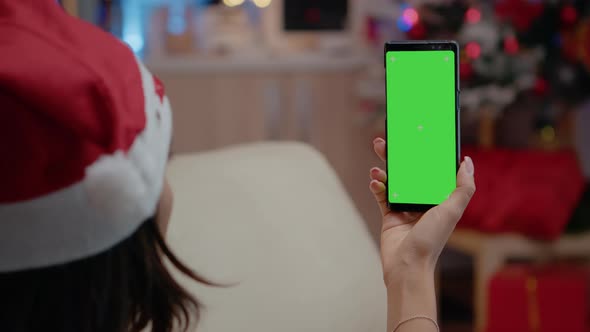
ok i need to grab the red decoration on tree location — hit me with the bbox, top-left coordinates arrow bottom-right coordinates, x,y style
460,61 -> 474,81
407,22 -> 427,40
504,36 -> 519,55
465,8 -> 481,24
561,5 -> 578,26
466,42 -> 481,59
533,77 -> 549,96
495,0 -> 544,32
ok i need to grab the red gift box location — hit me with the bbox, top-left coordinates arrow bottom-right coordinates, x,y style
459,147 -> 585,240
487,264 -> 590,332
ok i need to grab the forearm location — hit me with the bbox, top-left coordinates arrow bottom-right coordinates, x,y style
386,267 -> 437,332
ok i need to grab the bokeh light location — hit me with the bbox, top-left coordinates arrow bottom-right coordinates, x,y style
252,0 -> 272,8
466,42 -> 481,59
465,8 -> 481,24
223,0 -> 245,7
121,0 -> 144,54
397,6 -> 418,32
123,33 -> 144,54
402,8 -> 419,26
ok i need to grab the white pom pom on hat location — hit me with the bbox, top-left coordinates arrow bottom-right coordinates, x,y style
0,0 -> 172,272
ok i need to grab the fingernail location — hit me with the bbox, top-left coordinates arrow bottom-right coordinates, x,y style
373,137 -> 384,144
370,179 -> 384,190
369,180 -> 378,191
465,156 -> 474,175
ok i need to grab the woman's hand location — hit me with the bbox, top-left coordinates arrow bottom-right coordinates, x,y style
369,137 -> 475,285
369,137 -> 475,332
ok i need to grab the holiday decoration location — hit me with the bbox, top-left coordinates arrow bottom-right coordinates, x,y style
503,35 -> 519,54
494,0 -> 544,32
465,7 -> 481,24
465,41 -> 481,59
458,147 -> 585,240
487,264 -> 589,332
365,0 -> 590,151
459,61 -> 474,81
532,77 -> 549,96
397,1 -> 590,116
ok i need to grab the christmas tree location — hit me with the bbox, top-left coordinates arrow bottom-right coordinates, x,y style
401,0 -> 590,114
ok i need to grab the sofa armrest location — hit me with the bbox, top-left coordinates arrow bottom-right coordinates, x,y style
165,142 -> 386,332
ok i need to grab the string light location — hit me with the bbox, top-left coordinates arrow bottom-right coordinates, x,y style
397,5 -> 419,32
402,8 -> 419,26
223,0 -> 244,7
252,0 -> 272,8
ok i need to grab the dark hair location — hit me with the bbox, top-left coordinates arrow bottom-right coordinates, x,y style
0,217 -> 211,332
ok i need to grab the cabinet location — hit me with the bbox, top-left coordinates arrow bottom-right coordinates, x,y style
151,73 -> 273,152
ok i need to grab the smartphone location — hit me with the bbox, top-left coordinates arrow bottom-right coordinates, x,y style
384,41 -> 460,212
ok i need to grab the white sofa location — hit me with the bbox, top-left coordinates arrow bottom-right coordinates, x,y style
166,142 -> 387,332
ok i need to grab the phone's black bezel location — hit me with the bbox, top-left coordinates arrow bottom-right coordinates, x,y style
384,40 -> 461,213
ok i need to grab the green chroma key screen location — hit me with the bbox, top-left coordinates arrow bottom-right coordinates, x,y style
386,50 -> 456,205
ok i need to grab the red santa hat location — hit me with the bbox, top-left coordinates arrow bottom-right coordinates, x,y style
0,1 -> 172,271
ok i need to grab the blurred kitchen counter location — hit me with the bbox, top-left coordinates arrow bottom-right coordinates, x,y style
146,53 -> 371,74
147,53 -> 382,240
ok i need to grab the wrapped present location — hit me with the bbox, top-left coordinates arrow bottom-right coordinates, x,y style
459,147 -> 585,240
486,264 -> 590,332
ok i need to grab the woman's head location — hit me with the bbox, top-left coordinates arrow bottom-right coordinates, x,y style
0,217 -> 210,332
0,1 -> 205,330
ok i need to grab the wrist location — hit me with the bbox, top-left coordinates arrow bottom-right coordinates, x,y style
385,265 -> 437,331
384,256 -> 435,290
386,266 -> 435,296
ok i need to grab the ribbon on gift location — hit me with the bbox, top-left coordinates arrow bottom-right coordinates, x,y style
526,276 -> 540,332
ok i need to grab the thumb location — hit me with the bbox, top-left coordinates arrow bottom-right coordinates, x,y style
439,156 -> 476,222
